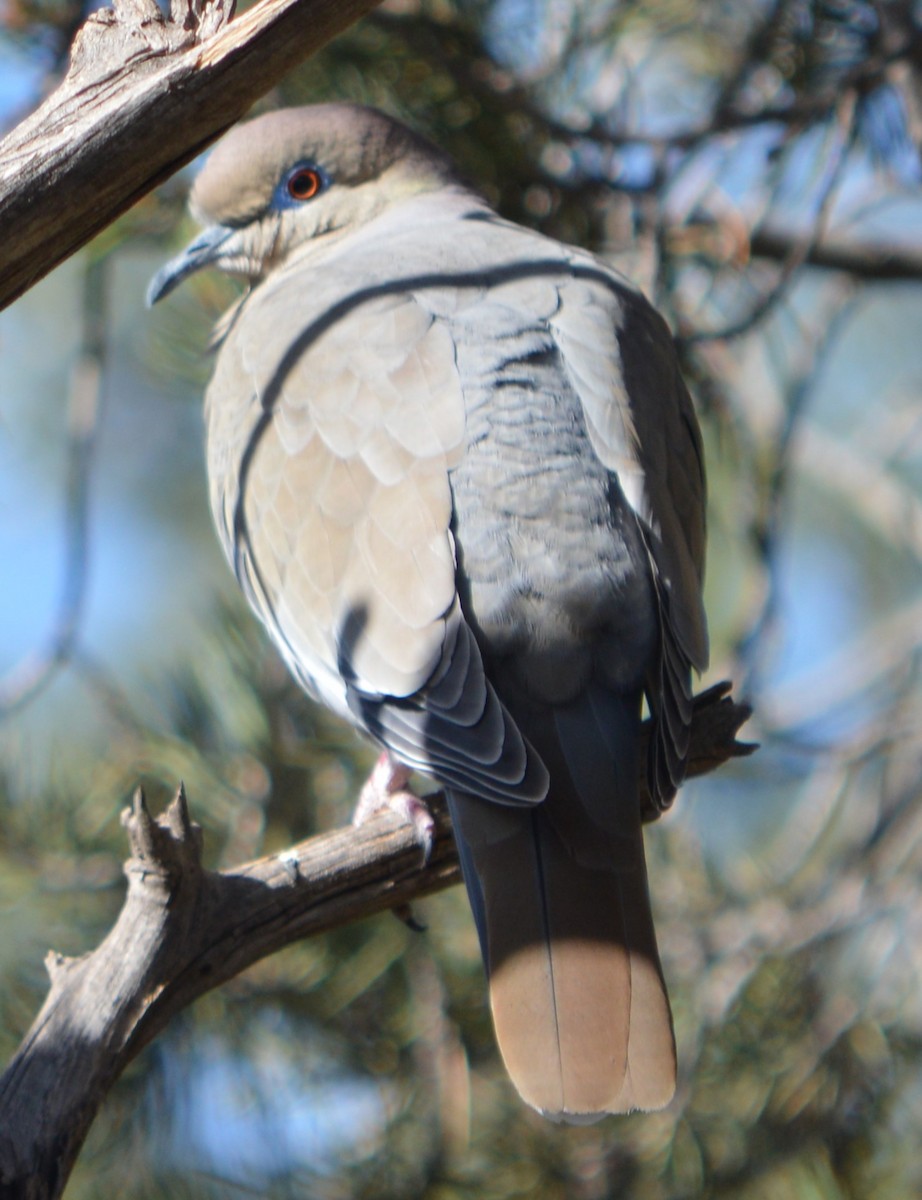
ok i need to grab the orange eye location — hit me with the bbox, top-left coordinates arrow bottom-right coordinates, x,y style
287,167 -> 323,201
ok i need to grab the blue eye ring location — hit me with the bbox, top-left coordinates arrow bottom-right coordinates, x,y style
287,165 -> 323,201
275,161 -> 330,208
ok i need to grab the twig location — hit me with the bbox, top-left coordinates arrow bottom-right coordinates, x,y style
683,90 -> 860,345
748,226 -> 922,281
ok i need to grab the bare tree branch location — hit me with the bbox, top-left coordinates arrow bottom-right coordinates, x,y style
0,0 -> 384,312
749,226 -> 922,280
0,686 -> 752,1199
682,91 -> 860,344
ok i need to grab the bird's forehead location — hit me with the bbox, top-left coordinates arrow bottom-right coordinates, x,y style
190,104 -> 408,224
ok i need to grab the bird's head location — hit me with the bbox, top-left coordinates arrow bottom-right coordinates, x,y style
147,103 -> 457,305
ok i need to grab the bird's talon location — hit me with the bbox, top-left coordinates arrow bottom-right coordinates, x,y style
353,752 -> 435,863
395,793 -> 436,865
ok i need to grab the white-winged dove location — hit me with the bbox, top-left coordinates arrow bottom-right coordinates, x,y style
149,104 -> 708,1121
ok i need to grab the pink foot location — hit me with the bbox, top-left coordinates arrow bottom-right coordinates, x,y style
352,752 -> 435,863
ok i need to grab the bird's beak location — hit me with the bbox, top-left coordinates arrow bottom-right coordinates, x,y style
146,224 -> 236,307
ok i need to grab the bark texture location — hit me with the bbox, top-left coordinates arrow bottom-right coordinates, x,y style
0,0 -> 384,310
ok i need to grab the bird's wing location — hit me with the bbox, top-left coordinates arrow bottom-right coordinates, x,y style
419,238 -> 682,1117
205,268 -> 547,805
550,264 -> 708,807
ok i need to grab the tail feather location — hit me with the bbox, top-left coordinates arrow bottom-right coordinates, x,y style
447,785 -> 675,1120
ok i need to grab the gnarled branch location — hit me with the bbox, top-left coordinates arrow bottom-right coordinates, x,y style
0,0 -> 384,311
0,684 -> 752,1199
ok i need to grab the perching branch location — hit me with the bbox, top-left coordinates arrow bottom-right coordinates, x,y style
0,684 -> 751,1200
0,0 -> 384,311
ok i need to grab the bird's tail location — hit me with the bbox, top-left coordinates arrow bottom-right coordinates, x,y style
446,689 -> 675,1120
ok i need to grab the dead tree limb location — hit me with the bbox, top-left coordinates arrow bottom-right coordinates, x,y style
0,685 -> 751,1200
0,787 -> 461,1200
0,0 -> 383,312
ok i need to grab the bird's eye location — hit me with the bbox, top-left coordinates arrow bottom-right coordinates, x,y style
286,167 -> 323,201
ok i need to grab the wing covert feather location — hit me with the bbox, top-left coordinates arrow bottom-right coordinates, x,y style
552,274 -> 707,671
205,271 -> 546,805
216,287 -> 464,701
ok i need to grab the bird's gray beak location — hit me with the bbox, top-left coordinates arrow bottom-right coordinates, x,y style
146,224 -> 236,307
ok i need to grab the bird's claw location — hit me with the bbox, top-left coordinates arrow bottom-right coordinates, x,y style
352,752 -> 435,865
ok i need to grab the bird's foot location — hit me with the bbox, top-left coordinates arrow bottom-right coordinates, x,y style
352,752 -> 436,864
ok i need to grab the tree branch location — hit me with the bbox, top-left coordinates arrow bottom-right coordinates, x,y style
0,0 -> 384,312
749,226 -> 922,281
0,685 -> 751,1199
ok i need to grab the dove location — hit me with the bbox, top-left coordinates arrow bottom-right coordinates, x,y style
148,103 -> 708,1120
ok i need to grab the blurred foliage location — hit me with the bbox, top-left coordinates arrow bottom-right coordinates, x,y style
2,0 -> 922,1197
